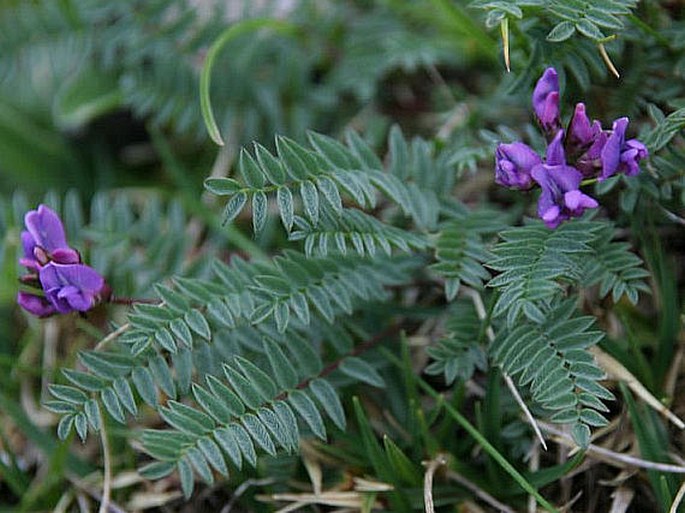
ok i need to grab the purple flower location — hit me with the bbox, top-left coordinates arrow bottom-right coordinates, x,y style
20,205 -> 80,271
531,131 -> 599,228
495,142 -> 542,190
39,263 -> 106,314
17,204 -> 107,317
532,67 -> 561,135
17,291 -> 57,318
600,117 -> 628,180
600,117 -> 649,180
620,139 -> 648,176
493,67 -> 648,229
566,103 -> 600,158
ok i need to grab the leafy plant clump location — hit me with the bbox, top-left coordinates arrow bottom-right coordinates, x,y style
2,1 -> 685,512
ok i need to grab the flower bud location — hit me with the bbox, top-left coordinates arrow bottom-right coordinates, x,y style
532,67 -> 561,135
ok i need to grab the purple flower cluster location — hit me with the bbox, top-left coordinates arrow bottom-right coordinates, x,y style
17,205 -> 107,317
495,67 -> 648,228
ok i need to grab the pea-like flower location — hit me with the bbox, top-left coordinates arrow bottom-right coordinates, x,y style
39,263 -> 106,314
17,204 -> 106,317
495,142 -> 541,190
531,131 -> 599,228
575,129 -> 609,178
600,117 -> 649,180
532,67 -> 561,135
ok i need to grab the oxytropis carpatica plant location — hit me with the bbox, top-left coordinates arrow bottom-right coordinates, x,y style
16,84 -> 657,511
495,67 -> 648,227
18,124 -> 656,512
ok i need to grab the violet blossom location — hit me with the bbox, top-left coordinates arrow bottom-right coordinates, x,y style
17,291 -> 57,317
39,263 -> 106,314
495,142 -> 541,190
494,66 -> 648,228
17,204 -> 106,317
600,117 -> 649,180
531,132 -> 599,228
566,103 -> 600,158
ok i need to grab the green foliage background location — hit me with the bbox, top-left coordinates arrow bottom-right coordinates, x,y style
1,0 -> 685,512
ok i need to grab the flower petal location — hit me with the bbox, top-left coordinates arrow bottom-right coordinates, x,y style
542,205 -> 561,223
24,205 -> 69,253
51,248 -> 81,264
548,164 -> 582,191
21,231 -> 35,259
495,142 -> 541,189
566,103 -> 596,156
39,263 -> 105,313
532,67 -> 561,133
600,117 -> 628,180
532,163 -> 594,228
620,139 -> 648,176
564,190 -> 598,211
545,130 -> 567,166
17,291 -> 57,317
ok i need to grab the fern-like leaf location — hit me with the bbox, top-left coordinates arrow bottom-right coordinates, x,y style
432,205 -> 506,300
582,224 -> 651,304
490,299 -> 613,447
206,128 -> 463,234
425,300 -> 487,384
471,0 -> 639,42
139,351 -> 347,498
290,208 -> 429,257
486,221 -> 598,325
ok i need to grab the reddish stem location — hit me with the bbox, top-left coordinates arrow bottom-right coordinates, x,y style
283,322 -> 403,398
108,297 -> 161,305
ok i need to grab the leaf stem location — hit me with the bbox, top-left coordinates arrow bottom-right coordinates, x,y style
289,323 -> 403,395
109,297 -> 160,305
94,323 -> 130,352
463,287 -> 548,450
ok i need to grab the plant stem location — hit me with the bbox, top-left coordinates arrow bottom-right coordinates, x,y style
424,381 -> 558,512
279,323 -> 403,400
109,297 -> 160,305
463,287 -> 548,449
669,480 -> 685,513
422,453 -> 447,513
539,421 -> 685,474
309,324 -> 402,383
94,323 -> 130,352
444,468 -> 516,513
97,408 -> 111,513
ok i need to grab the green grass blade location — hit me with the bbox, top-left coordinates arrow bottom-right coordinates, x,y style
383,348 -> 559,513
200,18 -> 297,145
